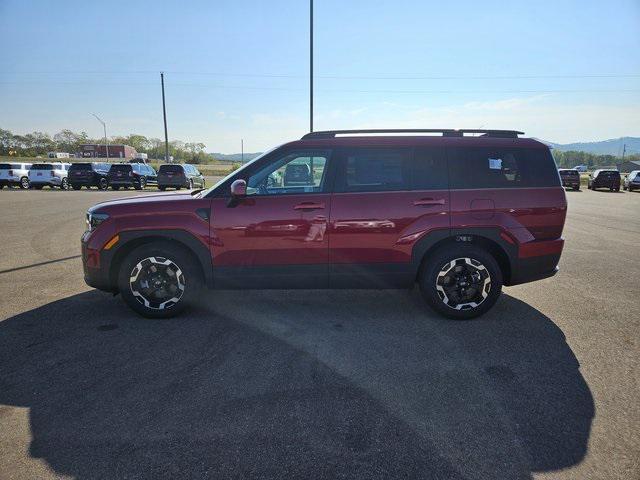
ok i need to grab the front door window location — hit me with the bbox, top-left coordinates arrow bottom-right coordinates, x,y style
247,151 -> 329,196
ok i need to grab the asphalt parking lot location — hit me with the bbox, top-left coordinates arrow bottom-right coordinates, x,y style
0,187 -> 638,480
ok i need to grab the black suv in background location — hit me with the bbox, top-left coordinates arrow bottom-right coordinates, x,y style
157,164 -> 205,190
588,169 -> 621,191
69,162 -> 111,190
558,168 -> 580,190
108,163 -> 157,190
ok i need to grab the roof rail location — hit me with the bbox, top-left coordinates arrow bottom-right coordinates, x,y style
301,129 -> 524,139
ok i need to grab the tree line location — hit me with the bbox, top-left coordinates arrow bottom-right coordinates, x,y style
552,149 -> 639,170
0,128 -> 214,164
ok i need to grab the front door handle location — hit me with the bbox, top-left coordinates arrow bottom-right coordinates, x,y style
413,198 -> 446,206
294,202 -> 325,211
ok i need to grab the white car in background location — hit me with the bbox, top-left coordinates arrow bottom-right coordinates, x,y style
0,162 -> 32,189
28,163 -> 72,190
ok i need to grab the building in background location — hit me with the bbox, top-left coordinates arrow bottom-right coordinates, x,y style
616,160 -> 640,173
79,144 -> 137,159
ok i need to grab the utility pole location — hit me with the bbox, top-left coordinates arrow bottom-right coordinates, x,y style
91,113 -> 109,160
161,72 -> 170,162
241,138 -> 244,162
622,144 -> 626,160
309,0 -> 313,132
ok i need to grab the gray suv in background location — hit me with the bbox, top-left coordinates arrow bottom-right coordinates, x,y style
0,162 -> 32,189
157,164 -> 205,190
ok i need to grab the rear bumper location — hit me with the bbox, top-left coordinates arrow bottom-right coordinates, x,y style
158,179 -> 188,188
108,179 -> 135,186
30,177 -> 61,186
0,177 -> 20,185
508,238 -> 564,286
561,180 -> 580,188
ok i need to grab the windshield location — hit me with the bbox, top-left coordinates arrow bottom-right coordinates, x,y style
110,164 -> 132,172
198,147 -> 278,197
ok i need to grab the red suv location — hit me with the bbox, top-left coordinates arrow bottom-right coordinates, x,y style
81,129 -> 566,320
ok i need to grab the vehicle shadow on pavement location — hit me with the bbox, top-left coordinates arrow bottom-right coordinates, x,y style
0,289 -> 594,480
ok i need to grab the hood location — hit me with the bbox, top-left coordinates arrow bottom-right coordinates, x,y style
88,192 -> 195,214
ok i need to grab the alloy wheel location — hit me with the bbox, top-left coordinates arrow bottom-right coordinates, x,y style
129,256 -> 185,310
435,257 -> 491,310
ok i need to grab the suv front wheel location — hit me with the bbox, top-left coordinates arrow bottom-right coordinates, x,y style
117,242 -> 202,318
419,244 -> 502,320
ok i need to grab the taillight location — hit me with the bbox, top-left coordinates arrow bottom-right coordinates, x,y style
129,171 -> 134,177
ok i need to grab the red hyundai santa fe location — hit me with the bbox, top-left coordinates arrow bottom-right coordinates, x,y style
81,129 -> 566,320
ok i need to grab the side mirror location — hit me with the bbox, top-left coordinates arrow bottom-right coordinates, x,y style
230,179 -> 247,197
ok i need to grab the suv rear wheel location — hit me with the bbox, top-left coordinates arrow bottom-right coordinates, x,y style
98,177 -> 108,190
20,177 -> 30,189
117,242 -> 202,318
419,244 -> 502,320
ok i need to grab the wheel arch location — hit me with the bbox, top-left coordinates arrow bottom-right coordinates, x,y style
107,230 -> 213,291
412,228 -> 515,286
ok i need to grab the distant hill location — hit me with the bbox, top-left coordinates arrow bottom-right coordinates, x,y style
210,152 -> 262,163
544,137 -> 640,156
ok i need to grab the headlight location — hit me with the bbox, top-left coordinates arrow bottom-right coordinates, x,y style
86,212 -> 109,231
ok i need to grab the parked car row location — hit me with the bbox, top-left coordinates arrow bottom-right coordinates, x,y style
557,168 -> 640,192
0,162 -> 205,191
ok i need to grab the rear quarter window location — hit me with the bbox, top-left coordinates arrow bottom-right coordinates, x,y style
448,147 -> 559,189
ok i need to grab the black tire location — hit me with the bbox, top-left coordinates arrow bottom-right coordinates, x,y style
158,186 -> 166,191
72,184 -> 82,190
134,177 -> 145,190
419,244 -> 503,320
117,241 -> 203,319
20,177 -> 30,189
112,185 -> 120,191
61,178 -> 70,190
189,179 -> 194,189
98,177 -> 108,190
176,186 -> 182,190
0,184 -> 4,189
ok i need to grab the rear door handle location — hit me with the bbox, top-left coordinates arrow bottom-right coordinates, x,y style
413,198 -> 446,206
294,202 -> 325,210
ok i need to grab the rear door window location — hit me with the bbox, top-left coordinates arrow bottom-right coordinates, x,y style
448,147 -> 559,189
334,148 -> 412,193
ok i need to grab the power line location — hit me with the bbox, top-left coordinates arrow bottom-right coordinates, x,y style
0,80 -> 638,95
1,70 -> 640,80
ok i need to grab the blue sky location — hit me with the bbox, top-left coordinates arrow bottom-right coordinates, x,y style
1,0 -> 639,152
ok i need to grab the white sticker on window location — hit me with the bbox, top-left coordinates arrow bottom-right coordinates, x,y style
489,158 -> 502,170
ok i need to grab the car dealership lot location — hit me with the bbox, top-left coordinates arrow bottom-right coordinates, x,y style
0,188 -> 638,479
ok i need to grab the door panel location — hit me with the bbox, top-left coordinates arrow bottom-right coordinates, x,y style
210,195 -> 330,288
328,190 -> 449,287
209,148 -> 334,289
328,146 -> 450,288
